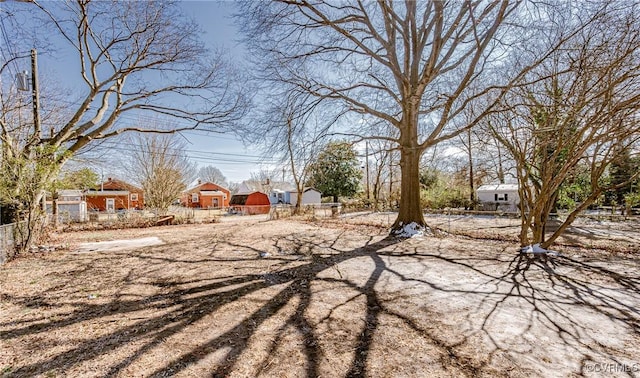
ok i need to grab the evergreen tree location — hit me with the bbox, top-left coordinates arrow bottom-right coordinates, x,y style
307,142 -> 362,203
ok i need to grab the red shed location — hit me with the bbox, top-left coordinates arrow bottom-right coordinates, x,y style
229,192 -> 270,215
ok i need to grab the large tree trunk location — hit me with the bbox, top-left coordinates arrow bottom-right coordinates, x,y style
391,145 -> 425,232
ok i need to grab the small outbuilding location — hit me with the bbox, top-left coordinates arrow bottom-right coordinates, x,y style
46,190 -> 88,222
229,192 -> 271,215
289,187 -> 322,206
476,183 -> 520,211
269,187 -> 322,206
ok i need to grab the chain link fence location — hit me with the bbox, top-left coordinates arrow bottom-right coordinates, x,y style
0,221 -> 27,266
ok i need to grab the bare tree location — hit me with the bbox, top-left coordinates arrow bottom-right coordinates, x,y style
239,0 -> 560,234
365,138 -> 398,210
247,169 -> 281,193
0,1 -> 245,251
126,132 -> 195,215
474,127 -> 512,184
254,88 -> 332,214
281,98 -> 325,214
491,3 -> 640,249
197,166 -> 228,187
226,181 -> 240,195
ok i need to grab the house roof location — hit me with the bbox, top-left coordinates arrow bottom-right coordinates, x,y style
277,187 -> 320,194
477,184 -> 519,192
86,190 -> 131,196
97,178 -> 142,192
273,182 -> 296,192
58,190 -> 83,197
237,181 -> 263,194
185,181 -> 230,194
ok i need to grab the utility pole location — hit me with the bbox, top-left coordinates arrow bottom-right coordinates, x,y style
31,49 -> 41,140
29,49 -> 48,215
16,49 -> 41,139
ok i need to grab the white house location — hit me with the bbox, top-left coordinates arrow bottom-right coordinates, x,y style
476,184 -> 520,211
268,186 -> 322,206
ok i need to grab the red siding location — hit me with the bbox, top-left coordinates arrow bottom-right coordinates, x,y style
245,192 -> 270,206
86,194 -> 139,211
181,182 -> 230,209
229,192 -> 270,215
86,178 -> 144,211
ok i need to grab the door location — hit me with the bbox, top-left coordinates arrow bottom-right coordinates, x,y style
106,198 -> 115,213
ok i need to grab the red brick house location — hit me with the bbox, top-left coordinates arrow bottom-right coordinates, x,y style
181,181 -> 230,209
85,178 -> 144,212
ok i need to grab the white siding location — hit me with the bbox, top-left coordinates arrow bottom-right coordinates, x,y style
289,189 -> 322,206
301,189 -> 321,205
476,184 -> 520,210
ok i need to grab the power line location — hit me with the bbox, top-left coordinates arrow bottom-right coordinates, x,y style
84,142 -> 278,165
95,139 -> 275,161
0,11 -> 23,81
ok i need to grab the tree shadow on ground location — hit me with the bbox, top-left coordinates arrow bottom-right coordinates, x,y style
1,234 -> 404,377
1,228 -> 639,377
472,251 -> 640,375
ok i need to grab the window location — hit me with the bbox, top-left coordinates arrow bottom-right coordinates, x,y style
130,193 -> 138,201
192,193 -> 199,203
494,193 -> 498,201
504,193 -> 508,201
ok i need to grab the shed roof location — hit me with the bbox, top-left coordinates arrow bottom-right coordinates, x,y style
230,192 -> 270,206
476,184 -> 519,192
230,194 -> 249,205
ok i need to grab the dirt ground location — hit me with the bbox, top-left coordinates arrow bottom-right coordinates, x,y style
1,213 -> 639,377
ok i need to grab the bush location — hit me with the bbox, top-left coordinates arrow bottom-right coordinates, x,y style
420,181 -> 470,210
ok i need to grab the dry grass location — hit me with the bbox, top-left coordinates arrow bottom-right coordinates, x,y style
1,214 -> 639,377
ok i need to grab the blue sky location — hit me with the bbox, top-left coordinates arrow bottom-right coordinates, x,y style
176,1 -> 273,183
1,0 -> 275,184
